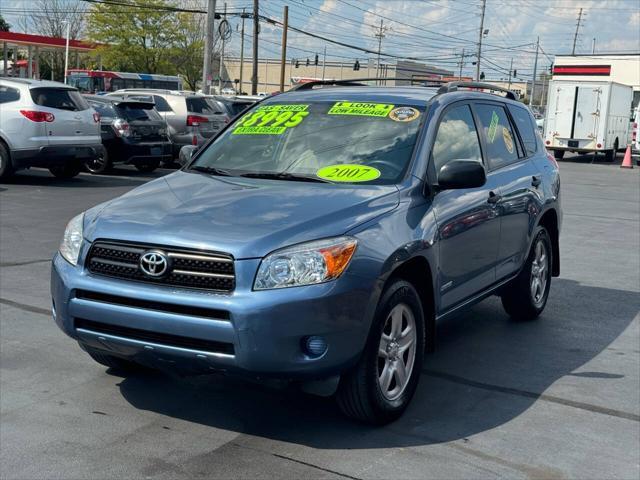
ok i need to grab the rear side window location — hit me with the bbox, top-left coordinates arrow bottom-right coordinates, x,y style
30,88 -> 89,111
114,105 -> 162,121
508,105 -> 537,156
186,97 -> 218,114
88,101 -> 116,118
474,104 -> 519,169
0,86 -> 20,103
152,95 -> 172,112
432,104 -> 483,174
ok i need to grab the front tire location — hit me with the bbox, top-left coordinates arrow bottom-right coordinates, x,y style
337,279 -> 425,424
501,226 -> 552,321
0,142 -> 14,180
49,164 -> 82,179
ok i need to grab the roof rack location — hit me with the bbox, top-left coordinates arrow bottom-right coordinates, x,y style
289,78 -> 442,91
437,81 -> 518,100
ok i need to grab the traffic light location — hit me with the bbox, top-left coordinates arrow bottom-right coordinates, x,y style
353,60 -> 360,71
513,69 -> 517,77
314,54 -> 319,66
295,60 -> 300,68
549,63 -> 553,74
306,58 -> 309,67
480,71 -> 485,80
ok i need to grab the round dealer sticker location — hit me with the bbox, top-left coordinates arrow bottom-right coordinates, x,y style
502,127 -> 514,154
316,164 -> 381,182
389,106 -> 420,122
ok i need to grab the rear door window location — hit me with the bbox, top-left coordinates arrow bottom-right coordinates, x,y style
30,88 -> 89,111
474,104 -> 520,169
508,104 -> 537,156
0,86 -> 20,103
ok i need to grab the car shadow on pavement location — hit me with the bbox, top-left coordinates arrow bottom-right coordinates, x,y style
2,168 -> 172,188
115,278 -> 639,449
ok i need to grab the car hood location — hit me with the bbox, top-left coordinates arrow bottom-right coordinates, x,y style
85,171 -> 399,259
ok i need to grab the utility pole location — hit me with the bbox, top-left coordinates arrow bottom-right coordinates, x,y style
475,0 -> 486,81
239,9 -> 247,94
279,5 -> 288,92
218,2 -> 227,93
251,0 -> 259,95
507,57 -> 513,89
63,21 -> 70,84
321,45 -> 327,81
202,0 -> 217,94
374,19 -> 386,84
572,8 -> 583,55
530,36 -> 539,106
458,47 -> 465,79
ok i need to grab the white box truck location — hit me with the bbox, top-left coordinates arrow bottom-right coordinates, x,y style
543,80 -> 633,161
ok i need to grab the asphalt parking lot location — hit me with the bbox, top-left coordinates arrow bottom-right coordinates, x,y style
1,155 -> 639,479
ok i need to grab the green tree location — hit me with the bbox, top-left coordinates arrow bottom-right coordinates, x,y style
0,14 -> 11,32
169,12 -> 205,91
87,0 -> 178,74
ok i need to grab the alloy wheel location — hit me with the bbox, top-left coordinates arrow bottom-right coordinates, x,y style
377,303 -> 417,401
530,239 -> 549,307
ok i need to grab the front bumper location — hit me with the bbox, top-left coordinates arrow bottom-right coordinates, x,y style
51,251 -> 373,379
11,144 -> 103,169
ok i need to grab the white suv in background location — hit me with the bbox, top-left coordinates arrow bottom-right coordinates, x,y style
0,78 -> 102,180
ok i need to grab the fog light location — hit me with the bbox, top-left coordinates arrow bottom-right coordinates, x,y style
302,335 -> 328,357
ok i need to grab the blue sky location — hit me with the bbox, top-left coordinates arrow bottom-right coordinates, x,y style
2,0 -> 639,81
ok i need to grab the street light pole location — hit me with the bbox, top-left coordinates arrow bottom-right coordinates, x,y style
202,0 -> 217,94
63,21 -> 70,84
475,0 -> 486,81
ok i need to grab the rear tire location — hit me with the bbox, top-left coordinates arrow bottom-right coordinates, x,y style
135,159 -> 160,173
83,345 -> 143,372
604,140 -> 618,162
0,142 -> 14,180
85,146 -> 111,174
501,226 -> 552,321
49,164 -> 82,179
336,279 -> 425,424
553,150 -> 565,160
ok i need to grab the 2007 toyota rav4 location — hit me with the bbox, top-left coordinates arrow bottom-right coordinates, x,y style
52,81 -> 561,424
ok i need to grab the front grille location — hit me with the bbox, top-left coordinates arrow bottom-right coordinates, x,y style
75,318 -> 235,355
86,241 -> 235,292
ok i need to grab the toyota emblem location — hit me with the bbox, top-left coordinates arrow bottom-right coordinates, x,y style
139,250 -> 169,277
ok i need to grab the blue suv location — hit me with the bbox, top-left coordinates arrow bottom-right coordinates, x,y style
51,81 -> 561,424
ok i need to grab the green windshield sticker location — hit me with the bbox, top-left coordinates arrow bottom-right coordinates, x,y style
488,111 -> 500,143
328,102 -> 394,117
316,164 -> 381,182
233,104 -> 309,135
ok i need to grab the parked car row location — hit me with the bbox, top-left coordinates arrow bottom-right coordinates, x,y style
0,77 -> 259,180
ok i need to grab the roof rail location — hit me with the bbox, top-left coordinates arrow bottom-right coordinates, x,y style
289,78 -> 443,91
437,81 -> 518,100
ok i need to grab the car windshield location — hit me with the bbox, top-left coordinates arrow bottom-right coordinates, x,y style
189,100 -> 426,184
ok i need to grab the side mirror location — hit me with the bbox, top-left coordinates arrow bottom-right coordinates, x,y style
178,145 -> 199,166
437,160 -> 486,189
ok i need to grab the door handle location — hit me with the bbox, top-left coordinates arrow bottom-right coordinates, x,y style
487,191 -> 501,204
531,175 -> 542,187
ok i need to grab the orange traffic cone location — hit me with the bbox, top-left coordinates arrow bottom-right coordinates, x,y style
621,145 -> 633,169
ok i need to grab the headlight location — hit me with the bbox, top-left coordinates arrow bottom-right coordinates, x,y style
59,213 -> 84,265
254,237 -> 357,290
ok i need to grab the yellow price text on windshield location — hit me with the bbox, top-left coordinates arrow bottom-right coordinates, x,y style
316,164 -> 381,182
233,104 -> 309,135
328,102 -> 394,117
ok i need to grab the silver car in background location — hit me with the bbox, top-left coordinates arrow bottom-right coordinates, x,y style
0,78 -> 102,180
107,89 -> 228,157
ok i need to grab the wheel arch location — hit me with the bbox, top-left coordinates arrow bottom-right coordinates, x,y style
537,208 -> 560,277
384,255 -> 436,353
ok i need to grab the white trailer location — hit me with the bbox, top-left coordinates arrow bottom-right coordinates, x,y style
543,80 -> 633,161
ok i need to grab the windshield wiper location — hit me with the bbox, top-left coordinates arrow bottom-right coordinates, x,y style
239,172 -> 331,183
189,165 -> 234,177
